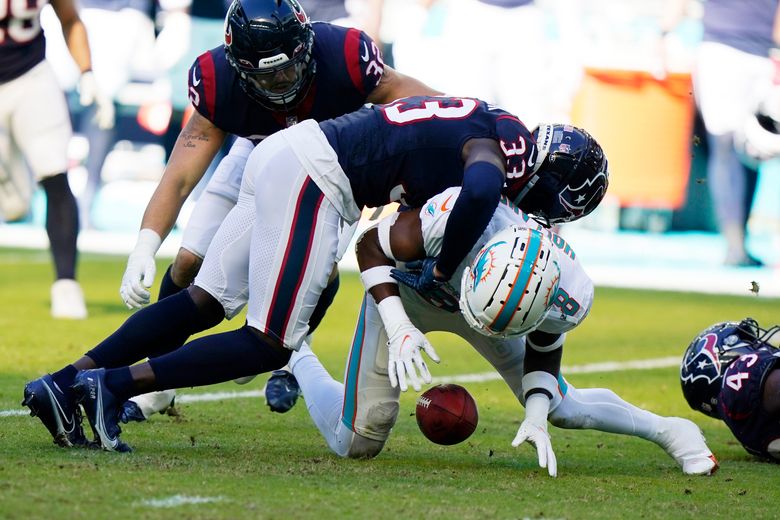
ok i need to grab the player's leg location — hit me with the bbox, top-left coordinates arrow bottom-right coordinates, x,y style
550,384 -> 718,475
290,293 -> 399,458
12,62 -> 85,319
73,138 -> 346,450
159,138 -> 253,300
0,81 -> 34,222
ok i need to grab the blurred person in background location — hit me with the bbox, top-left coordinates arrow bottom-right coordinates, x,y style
663,0 -> 780,267
0,0 -> 111,318
76,0 -> 157,228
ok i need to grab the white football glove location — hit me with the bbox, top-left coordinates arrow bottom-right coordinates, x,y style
120,229 -> 162,309
376,296 -> 440,392
512,394 -> 557,477
78,71 -> 116,130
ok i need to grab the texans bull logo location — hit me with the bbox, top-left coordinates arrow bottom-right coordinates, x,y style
681,333 -> 722,384
558,171 -> 608,218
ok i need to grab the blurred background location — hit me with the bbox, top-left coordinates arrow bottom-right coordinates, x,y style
2,0 -> 778,297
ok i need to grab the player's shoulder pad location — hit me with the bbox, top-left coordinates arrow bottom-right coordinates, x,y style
188,47 -> 226,122
313,22 -> 384,96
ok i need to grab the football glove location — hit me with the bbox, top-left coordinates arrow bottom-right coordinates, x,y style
376,296 -> 440,392
512,394 -> 557,477
391,258 -> 458,310
78,71 -> 115,130
120,229 -> 162,309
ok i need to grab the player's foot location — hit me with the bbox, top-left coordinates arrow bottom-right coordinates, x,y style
656,417 -> 718,475
71,369 -> 131,452
120,390 -> 177,423
265,370 -> 301,413
22,374 -> 89,447
51,279 -> 88,320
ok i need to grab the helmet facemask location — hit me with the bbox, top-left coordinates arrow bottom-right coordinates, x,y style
224,0 -> 316,111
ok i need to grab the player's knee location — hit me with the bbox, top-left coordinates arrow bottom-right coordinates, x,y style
172,249 -> 203,287
187,285 -> 226,325
345,434 -> 386,459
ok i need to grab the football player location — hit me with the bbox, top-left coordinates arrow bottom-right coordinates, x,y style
0,0 -> 111,318
285,181 -> 718,477
119,0 -> 439,310
118,0 -> 442,416
681,318 -> 780,462
23,101 -> 606,452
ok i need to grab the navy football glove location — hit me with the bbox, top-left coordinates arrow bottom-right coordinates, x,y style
391,258 -> 459,311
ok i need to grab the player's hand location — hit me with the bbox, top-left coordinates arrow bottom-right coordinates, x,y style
391,258 -> 458,311
120,251 -> 157,309
387,324 -> 440,392
78,71 -> 116,130
119,229 -> 162,309
512,394 -> 557,477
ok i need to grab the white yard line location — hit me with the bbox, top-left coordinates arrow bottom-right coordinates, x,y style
1,357 -> 680,418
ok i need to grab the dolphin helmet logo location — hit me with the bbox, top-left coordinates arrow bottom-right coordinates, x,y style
472,241 -> 505,290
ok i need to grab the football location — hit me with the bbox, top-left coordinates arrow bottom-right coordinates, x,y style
415,384 -> 479,445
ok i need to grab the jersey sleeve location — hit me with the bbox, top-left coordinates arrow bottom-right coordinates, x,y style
536,234 -> 594,334
418,187 -> 462,258
188,50 -> 220,122
341,27 -> 385,97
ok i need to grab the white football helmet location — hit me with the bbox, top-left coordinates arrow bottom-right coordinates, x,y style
459,225 -> 561,338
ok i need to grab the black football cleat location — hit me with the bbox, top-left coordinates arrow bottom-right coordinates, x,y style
22,374 -> 89,447
71,369 -> 132,452
265,370 -> 301,413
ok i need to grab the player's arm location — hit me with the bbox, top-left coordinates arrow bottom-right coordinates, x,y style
119,112 -> 227,308
356,212 -> 439,391
366,65 -> 443,104
51,0 -> 91,72
512,330 -> 565,478
763,368 -> 780,417
435,138 -> 505,279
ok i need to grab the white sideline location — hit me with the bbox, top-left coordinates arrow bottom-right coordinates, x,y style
1,356 -> 680,418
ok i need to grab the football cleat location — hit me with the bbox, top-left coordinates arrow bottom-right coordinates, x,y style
265,370 -> 301,413
119,390 -> 177,423
656,417 -> 719,476
71,369 -> 132,452
22,374 -> 88,447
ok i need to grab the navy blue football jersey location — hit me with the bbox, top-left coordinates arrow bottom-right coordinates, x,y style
187,22 -> 383,141
720,346 -> 780,461
0,0 -> 47,82
320,96 -> 536,208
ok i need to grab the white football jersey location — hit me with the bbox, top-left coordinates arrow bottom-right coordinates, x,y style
418,186 -> 593,334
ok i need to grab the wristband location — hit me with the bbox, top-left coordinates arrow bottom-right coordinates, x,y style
360,265 -> 397,291
376,295 -> 410,338
377,212 -> 400,260
522,370 -> 559,402
524,393 -> 552,423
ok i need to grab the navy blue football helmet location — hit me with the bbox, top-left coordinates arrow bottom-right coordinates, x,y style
679,318 -> 773,418
224,0 -> 315,109
507,123 -> 609,225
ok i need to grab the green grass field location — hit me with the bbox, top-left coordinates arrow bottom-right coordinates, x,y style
1,248 -> 778,519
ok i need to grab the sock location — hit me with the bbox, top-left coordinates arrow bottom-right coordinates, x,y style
39,173 -> 78,280
149,325 -> 291,390
51,365 -> 78,393
308,274 -> 339,334
290,343 -> 349,455
85,290 -> 223,367
158,264 -> 185,301
104,367 -> 135,403
550,385 -> 661,440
